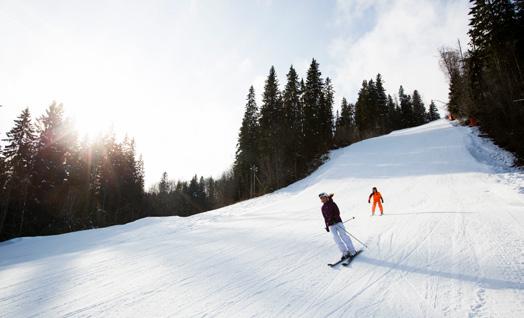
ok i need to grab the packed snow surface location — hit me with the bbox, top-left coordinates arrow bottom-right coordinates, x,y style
1,120 -> 523,317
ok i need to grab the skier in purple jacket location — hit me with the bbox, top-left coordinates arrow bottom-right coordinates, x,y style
319,192 -> 357,260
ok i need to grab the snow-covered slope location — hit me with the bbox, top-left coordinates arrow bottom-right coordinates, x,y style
1,120 -> 523,317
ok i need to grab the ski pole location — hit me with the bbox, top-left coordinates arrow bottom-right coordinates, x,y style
322,217 -> 355,231
343,217 -> 356,224
343,228 -> 368,249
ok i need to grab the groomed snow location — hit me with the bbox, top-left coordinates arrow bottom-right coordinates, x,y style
1,119 -> 523,317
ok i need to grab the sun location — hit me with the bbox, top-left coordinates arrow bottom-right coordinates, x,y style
69,108 -> 115,140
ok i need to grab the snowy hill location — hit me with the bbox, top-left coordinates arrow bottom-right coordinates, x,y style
1,119 -> 523,317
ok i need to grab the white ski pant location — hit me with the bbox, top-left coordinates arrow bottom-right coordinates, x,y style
329,222 -> 356,256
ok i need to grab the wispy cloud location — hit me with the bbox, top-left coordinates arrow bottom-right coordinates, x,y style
330,0 -> 470,111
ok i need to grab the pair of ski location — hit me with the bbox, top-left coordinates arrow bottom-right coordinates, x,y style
328,250 -> 362,267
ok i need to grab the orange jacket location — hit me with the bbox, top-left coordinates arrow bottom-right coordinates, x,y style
368,191 -> 383,203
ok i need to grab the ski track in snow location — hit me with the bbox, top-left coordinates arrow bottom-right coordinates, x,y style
1,119 -> 523,317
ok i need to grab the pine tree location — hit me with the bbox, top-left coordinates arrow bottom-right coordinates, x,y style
320,77 -> 335,151
92,130 -> 142,226
366,79 -> 379,133
32,103 -> 71,230
87,137 -> 105,225
2,109 -> 35,175
386,94 -> 401,131
96,131 -> 118,224
65,138 -> 92,229
399,86 -> 414,128
204,177 -> 216,210
197,176 -> 207,210
135,154 -> 145,215
129,142 -> 145,205
187,175 -> 207,213
159,172 -> 169,194
259,67 -> 283,147
175,180 -> 192,215
0,103 -> 150,239
412,90 -> 427,126
299,77 -> 307,150
0,108 -> 36,238
467,0 -> 523,159
258,66 -> 284,190
375,74 -> 389,133
282,66 -> 304,180
340,98 -> 355,127
334,97 -> 356,147
427,101 -> 441,121
355,80 -> 376,137
234,86 -> 259,198
469,0 -> 517,57
303,59 -> 325,163
95,135 -> 144,224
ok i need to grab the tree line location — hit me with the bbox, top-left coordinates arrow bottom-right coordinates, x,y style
0,103 -> 145,241
1,60 -> 440,241
232,60 -> 439,200
440,0 -> 524,162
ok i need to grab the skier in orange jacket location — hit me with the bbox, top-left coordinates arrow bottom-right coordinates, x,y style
368,187 -> 384,216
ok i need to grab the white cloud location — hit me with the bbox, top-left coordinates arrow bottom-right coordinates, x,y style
335,0 -> 383,23
330,0 -> 470,111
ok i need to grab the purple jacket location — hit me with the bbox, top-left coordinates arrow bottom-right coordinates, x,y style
321,199 -> 343,227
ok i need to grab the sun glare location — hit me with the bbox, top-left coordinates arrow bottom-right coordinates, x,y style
70,110 -> 114,140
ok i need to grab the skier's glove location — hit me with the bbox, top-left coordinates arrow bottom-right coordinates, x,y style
325,227 -> 329,232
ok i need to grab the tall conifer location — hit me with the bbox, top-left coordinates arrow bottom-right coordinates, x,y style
399,86 -> 413,128
282,66 -> 304,180
1,108 -> 36,237
235,86 -> 259,198
375,74 -> 388,133
412,90 -> 427,126
259,66 -> 284,189
320,77 -> 335,151
427,101 -> 441,121
303,59 -> 325,162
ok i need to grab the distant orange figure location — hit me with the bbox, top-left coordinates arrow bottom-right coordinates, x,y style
368,187 -> 384,216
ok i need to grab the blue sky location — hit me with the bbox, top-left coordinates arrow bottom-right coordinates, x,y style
0,0 -> 469,187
